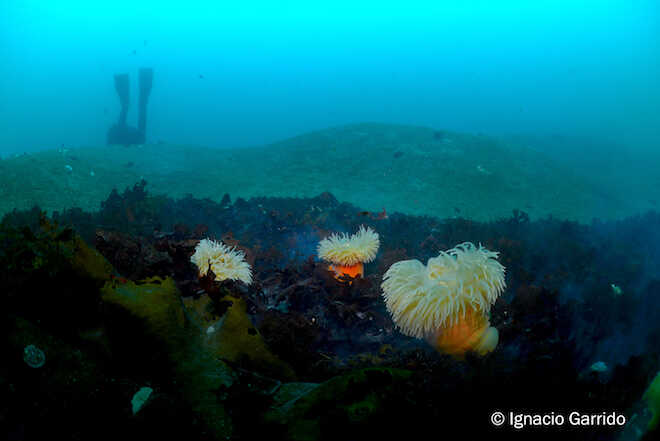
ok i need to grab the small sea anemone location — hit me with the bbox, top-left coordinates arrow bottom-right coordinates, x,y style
381,242 -> 505,357
190,238 -> 252,284
317,225 -> 380,279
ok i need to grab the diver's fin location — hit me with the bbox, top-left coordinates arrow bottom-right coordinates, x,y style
113,73 -> 130,126
138,68 -> 153,137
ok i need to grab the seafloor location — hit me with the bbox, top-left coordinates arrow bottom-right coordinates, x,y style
2,176 -> 659,440
2,124 -> 658,222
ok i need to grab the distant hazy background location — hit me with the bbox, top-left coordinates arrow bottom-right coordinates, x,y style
1,0 -> 658,155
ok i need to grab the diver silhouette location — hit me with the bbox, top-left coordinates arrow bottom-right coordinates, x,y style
107,67 -> 153,145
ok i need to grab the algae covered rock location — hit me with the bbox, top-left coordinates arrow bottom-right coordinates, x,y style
265,368 -> 412,440
271,382 -> 320,413
101,276 -> 186,348
201,295 -> 296,381
101,276 -> 235,438
644,371 -> 660,432
69,233 -> 114,285
618,371 -> 660,441
0,217 -> 113,333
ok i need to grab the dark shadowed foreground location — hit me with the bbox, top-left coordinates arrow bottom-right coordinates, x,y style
1,180 -> 659,440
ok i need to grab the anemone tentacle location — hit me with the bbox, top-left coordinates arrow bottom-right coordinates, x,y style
381,242 -> 505,339
190,238 -> 252,284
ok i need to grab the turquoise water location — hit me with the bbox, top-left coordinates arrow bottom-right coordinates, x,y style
1,1 -> 658,154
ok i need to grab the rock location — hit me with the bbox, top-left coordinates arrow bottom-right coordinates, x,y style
186,294 -> 296,381
131,386 -> 153,415
264,368 -> 412,440
101,276 -> 234,438
270,382 -> 319,414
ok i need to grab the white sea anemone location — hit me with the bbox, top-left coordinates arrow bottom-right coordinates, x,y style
381,242 -> 505,339
317,225 -> 380,266
190,238 -> 252,284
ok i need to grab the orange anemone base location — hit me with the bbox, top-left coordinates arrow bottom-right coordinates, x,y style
427,308 -> 499,358
328,262 -> 364,281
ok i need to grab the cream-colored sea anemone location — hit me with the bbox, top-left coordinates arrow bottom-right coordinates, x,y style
318,225 -> 380,266
317,225 -> 380,279
381,242 -> 505,356
190,238 -> 252,284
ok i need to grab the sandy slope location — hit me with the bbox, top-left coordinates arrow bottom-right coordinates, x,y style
0,123 -> 655,222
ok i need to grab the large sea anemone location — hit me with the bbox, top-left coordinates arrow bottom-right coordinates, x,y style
190,238 -> 252,284
381,242 -> 505,357
317,225 -> 380,279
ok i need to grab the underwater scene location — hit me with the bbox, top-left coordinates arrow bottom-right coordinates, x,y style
2,1 -> 660,440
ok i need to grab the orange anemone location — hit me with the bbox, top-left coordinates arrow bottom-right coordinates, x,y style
317,226 -> 379,282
